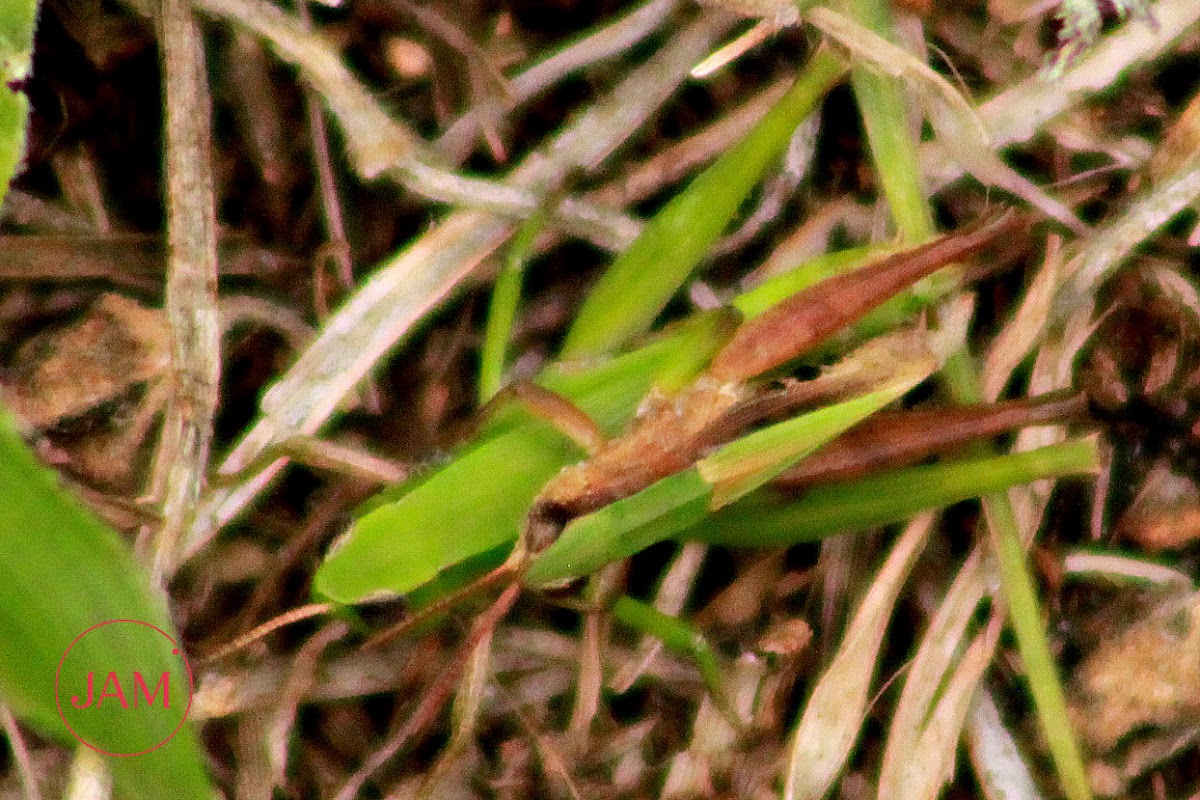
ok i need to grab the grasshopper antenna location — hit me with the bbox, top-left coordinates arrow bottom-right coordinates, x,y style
362,561 -> 521,650
201,602 -> 334,663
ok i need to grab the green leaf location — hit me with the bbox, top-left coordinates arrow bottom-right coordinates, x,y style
315,422 -> 582,604
0,0 -> 35,202
0,409 -> 214,800
524,468 -> 713,587
687,439 -> 1098,547
560,48 -> 846,358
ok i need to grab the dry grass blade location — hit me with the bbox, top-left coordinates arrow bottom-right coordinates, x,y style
966,688 -> 1047,800
982,235 -> 1063,401
925,0 -> 1200,190
878,547 -> 991,784
782,513 -> 935,800
808,7 -> 1085,232
807,6 -> 985,143
1056,156 -> 1200,321
334,582 -> 521,800
436,0 -> 681,161
151,0 -> 221,576
190,0 -> 645,250
0,703 -> 44,800
610,541 -> 707,693
890,614 -> 1004,800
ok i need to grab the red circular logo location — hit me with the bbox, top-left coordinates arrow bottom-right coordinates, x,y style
55,619 -> 193,756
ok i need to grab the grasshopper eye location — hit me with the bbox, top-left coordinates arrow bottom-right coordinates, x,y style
523,501 -> 576,556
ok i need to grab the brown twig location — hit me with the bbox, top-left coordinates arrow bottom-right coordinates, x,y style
150,0 -> 221,578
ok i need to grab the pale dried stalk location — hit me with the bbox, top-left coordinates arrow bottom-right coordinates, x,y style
1056,156 -> 1200,321
808,5 -> 1085,233
436,0 -> 682,161
0,703 -> 43,800
782,513 -> 936,800
588,78 -> 793,208
878,79 -> 1200,800
182,14 -> 733,563
189,0 -> 641,251
923,0 -> 1200,190
150,0 -> 221,577
965,688 -> 1047,800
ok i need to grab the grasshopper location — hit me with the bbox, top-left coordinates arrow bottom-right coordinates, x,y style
516,211 -> 1024,563
315,212 -> 1092,785
221,212 -> 1096,800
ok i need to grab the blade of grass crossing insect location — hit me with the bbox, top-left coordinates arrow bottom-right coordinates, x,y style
687,439 -> 1098,547
560,48 -> 846,358
479,210 -> 548,404
698,364 -> 929,506
845,0 -> 1093,794
525,468 -> 713,587
482,310 -> 738,441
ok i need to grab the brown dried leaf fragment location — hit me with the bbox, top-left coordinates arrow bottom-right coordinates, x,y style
1119,461 -> 1200,551
1148,88 -> 1200,185
4,293 -> 169,428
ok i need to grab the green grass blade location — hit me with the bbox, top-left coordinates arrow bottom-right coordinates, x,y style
688,439 -> 1098,547
611,596 -> 731,715
0,0 -> 35,203
525,468 -> 713,587
0,409 -> 213,800
560,48 -> 846,358
842,0 -> 934,242
983,486 -> 1094,800
844,0 -> 1093,793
